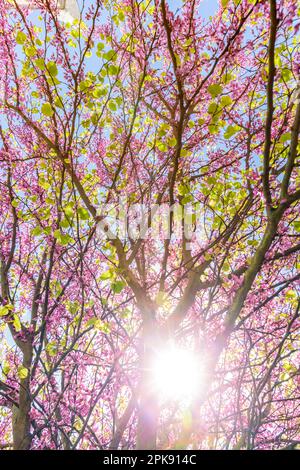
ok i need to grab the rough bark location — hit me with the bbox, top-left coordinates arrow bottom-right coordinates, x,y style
12,345 -> 33,450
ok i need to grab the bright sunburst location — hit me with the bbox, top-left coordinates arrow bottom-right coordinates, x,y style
151,345 -> 205,402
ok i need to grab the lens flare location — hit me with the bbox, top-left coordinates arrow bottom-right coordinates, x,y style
151,346 -> 204,402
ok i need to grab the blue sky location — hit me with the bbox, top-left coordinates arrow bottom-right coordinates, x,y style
78,0 -> 219,19
168,0 -> 218,17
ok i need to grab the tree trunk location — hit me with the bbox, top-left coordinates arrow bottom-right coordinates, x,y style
136,318 -> 160,450
13,346 -> 32,450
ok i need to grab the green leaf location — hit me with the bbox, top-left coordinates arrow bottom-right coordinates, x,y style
60,218 -> 71,229
54,97 -> 64,109
17,366 -> 28,380
79,80 -> 89,91
13,314 -> 22,332
16,31 -> 27,45
32,226 -> 43,237
0,304 -> 13,317
41,103 -> 54,117
222,73 -> 234,84
168,137 -> 177,147
54,229 -> 62,239
64,203 -> 74,217
0,307 -> 9,317
221,96 -> 232,107
85,318 -> 97,328
181,194 -> 193,205
279,132 -> 291,143
282,362 -> 296,373
104,50 -> 116,61
208,102 -> 218,115
111,280 -> 125,294
108,100 -> 117,111
54,230 -> 74,246
100,270 -> 113,280
86,318 -> 111,333
46,342 -> 57,357
178,183 -> 190,196
108,64 -> 118,75
285,289 -> 296,300
224,124 -> 241,139
208,124 -> 219,134
207,84 -> 223,98
157,141 -> 167,152
2,361 -> 10,375
281,68 -> 292,82
24,46 -> 36,58
97,42 -> 105,51
293,221 -> 300,232
78,207 -> 89,220
35,58 -> 45,70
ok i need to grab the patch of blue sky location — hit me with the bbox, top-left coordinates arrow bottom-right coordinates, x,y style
168,0 -> 218,18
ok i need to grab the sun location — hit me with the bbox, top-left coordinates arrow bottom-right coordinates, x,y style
151,344 -> 205,402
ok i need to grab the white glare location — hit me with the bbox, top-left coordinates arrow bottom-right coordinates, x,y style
58,0 -> 80,22
151,346 -> 204,402
15,1 -> 80,22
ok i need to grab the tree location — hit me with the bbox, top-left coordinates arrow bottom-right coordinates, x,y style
0,0 -> 299,450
